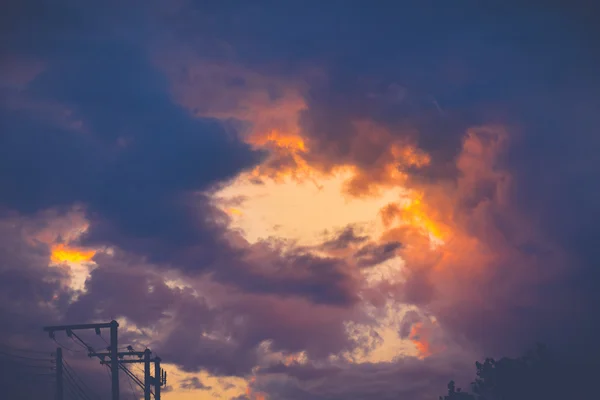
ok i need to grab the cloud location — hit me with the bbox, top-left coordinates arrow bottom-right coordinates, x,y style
0,0 -> 263,269
180,376 -> 212,390
321,225 -> 369,250
65,252 -> 179,327
2,1 -> 600,399
59,247 -> 368,376
0,214 -> 72,341
255,354 -> 473,400
154,289 -> 367,376
223,242 -> 361,306
354,241 -> 402,268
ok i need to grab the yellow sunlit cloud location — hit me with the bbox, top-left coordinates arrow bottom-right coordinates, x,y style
161,364 -> 247,400
399,193 -> 450,243
49,243 -> 98,292
216,168 -> 408,247
50,243 -> 96,264
225,207 -> 244,217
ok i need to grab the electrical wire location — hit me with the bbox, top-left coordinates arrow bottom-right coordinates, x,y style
63,380 -> 82,400
0,350 -> 53,362
103,364 -> 112,383
0,344 -> 52,355
120,363 -> 154,397
0,350 -> 54,375
70,333 -> 92,352
63,359 -> 101,400
53,337 -> 83,353
62,364 -> 93,400
124,367 -> 139,400
98,332 -> 110,346
120,364 -> 145,388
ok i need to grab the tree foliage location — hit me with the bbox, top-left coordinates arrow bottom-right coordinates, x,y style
439,344 -> 598,400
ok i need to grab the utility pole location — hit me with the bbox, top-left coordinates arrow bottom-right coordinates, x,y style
55,347 -> 63,400
109,320 -> 119,400
154,357 -> 162,400
44,321 -> 120,400
144,349 -> 151,400
95,349 -> 166,398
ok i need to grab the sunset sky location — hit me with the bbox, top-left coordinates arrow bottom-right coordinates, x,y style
1,1 -> 599,399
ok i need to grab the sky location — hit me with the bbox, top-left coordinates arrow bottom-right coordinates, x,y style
1,1 -> 599,399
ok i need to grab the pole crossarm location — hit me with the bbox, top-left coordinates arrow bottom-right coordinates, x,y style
100,358 -> 161,364
92,351 -> 146,358
43,321 -> 117,332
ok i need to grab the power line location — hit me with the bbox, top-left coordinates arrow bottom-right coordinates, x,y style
104,364 -> 112,385
99,332 -> 110,347
0,344 -> 52,355
70,333 -> 92,352
0,349 -> 53,362
124,367 -> 140,400
63,380 -> 81,400
53,337 -> 83,353
63,362 -> 94,400
64,359 -> 101,400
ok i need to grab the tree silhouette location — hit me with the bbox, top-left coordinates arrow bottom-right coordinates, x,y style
439,380 -> 475,400
440,344 -> 598,400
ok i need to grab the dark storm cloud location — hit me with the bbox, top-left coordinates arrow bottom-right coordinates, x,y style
224,250 -> 360,306
354,241 -> 402,268
0,0 -> 364,318
0,0 -> 263,265
169,1 -> 598,181
65,252 -> 179,327
155,290 -> 363,376
321,226 -> 369,250
256,355 -> 473,400
60,250 -> 364,376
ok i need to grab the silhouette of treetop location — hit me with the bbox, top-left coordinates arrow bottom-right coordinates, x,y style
439,344 -> 598,400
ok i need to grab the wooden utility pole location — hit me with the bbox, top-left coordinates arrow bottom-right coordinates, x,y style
55,347 -> 63,400
109,320 -> 119,400
144,348 -> 151,400
154,357 -> 162,400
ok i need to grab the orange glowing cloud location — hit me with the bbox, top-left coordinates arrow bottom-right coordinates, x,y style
409,319 -> 445,359
398,193 -> 450,243
373,125 -> 536,329
333,121 -> 432,197
50,243 -> 96,264
248,129 -> 307,152
409,322 -> 432,358
246,375 -> 268,400
246,129 -> 318,182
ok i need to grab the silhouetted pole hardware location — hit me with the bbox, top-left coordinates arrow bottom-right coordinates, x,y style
43,320 -> 120,400
97,347 -> 167,399
55,347 -> 63,400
